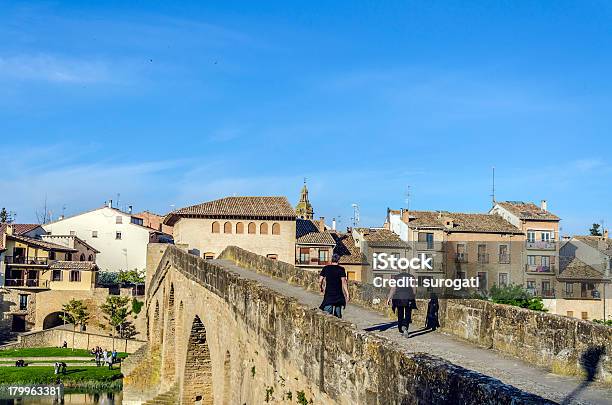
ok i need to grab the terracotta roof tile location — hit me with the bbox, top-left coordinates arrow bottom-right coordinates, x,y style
574,236 -> 612,255
0,223 -> 43,249
7,234 -> 77,252
354,228 -> 410,247
497,201 -> 560,221
165,196 -> 296,225
558,257 -> 608,281
296,219 -> 336,245
398,210 -> 522,234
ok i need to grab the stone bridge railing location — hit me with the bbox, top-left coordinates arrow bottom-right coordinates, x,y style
135,244 -> 559,404
219,245 -> 612,385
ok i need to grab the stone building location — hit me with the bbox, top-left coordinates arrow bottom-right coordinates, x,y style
295,218 -> 336,270
132,210 -> 174,235
490,200 -> 560,297
165,196 -> 297,264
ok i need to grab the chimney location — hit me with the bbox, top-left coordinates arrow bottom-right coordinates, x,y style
318,217 -> 325,232
58,215 -> 64,220
108,200 -> 113,208
6,224 -> 13,236
604,229 -> 609,239
128,205 -> 133,214
540,200 -> 547,211
332,218 -> 336,230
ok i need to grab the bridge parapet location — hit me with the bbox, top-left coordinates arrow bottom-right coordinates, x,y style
219,245 -> 612,385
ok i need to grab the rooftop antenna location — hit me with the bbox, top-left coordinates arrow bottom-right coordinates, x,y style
491,166 -> 496,206
61,205 -> 66,217
116,193 -> 121,210
405,185 -> 411,212
351,203 -> 360,227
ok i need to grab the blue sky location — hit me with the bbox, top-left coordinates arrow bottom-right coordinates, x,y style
1,1 -> 611,234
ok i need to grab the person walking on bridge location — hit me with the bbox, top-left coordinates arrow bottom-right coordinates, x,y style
319,253 -> 350,318
386,268 -> 417,334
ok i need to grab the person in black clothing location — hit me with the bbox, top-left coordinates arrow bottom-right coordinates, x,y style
386,270 -> 417,334
319,254 -> 350,318
425,293 -> 440,330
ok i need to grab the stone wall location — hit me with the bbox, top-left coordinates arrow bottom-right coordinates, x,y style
11,326 -> 146,353
131,244 -> 555,404
219,245 -> 612,385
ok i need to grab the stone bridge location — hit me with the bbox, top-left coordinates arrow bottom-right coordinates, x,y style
122,244 -> 611,404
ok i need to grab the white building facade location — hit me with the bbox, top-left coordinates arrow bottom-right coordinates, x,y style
43,206 -> 170,273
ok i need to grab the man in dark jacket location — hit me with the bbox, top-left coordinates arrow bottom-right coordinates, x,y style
319,254 -> 350,318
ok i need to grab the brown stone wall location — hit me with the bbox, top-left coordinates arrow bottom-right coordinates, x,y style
220,245 -> 612,385
12,327 -> 145,353
125,244 -> 556,404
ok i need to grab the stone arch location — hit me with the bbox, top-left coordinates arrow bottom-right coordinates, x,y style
182,315 -> 213,404
223,221 -> 232,234
42,311 -> 65,330
212,221 -> 220,233
272,222 -> 280,235
260,222 -> 268,234
235,222 -> 244,234
248,222 -> 256,234
162,283 -> 177,387
223,350 -> 231,404
80,253 -> 86,261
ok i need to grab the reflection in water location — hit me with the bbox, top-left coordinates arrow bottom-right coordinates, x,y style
4,391 -> 122,405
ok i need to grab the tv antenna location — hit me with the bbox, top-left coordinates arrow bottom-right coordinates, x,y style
490,166 -> 496,206
405,185 -> 411,212
351,203 -> 360,228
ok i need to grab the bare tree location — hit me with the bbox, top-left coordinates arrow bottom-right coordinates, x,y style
36,195 -> 52,224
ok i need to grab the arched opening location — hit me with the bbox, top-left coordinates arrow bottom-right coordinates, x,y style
223,350 -> 231,404
248,222 -> 256,234
162,284 -> 177,387
260,223 -> 268,235
272,223 -> 280,235
88,254 -> 93,261
43,312 -> 65,330
212,222 -> 220,233
182,316 -> 213,404
235,222 -> 244,234
80,253 -> 86,261
223,222 -> 232,234
152,300 -> 161,347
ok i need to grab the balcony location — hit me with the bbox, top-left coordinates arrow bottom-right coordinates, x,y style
562,290 -> 601,300
5,279 -> 50,288
455,253 -> 468,263
477,253 -> 489,264
4,256 -> 49,266
296,259 -> 330,267
525,264 -> 556,274
525,241 -> 557,251
498,254 -> 511,264
528,288 -> 555,298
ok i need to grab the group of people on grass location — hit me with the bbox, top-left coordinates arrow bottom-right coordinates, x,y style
318,253 -> 440,334
91,347 -> 118,369
53,361 -> 67,374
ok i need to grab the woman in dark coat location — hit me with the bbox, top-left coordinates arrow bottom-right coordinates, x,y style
386,271 -> 417,334
425,293 -> 440,330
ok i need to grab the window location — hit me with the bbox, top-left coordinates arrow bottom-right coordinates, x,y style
499,244 -> 509,264
70,270 -> 81,282
266,254 -> 278,260
567,311 -> 574,317
260,223 -> 268,234
66,253 -> 72,261
418,232 -> 434,249
88,254 -> 93,261
49,251 -> 56,260
477,272 -> 487,290
212,221 -> 220,233
526,231 -> 535,243
223,222 -> 232,234
565,282 -> 574,297
92,230 -> 98,238
541,280 -> 551,296
299,248 -> 310,263
319,249 -> 329,263
115,232 -> 122,240
116,216 -> 123,224
52,270 -> 62,281
272,223 -> 280,235
347,271 -> 356,281
70,230 -> 76,236
526,280 -> 536,291
236,222 -> 244,234
541,256 -> 550,269
457,271 -> 466,279
581,312 -> 588,320
80,253 -> 85,261
527,255 -> 536,266
541,231 -> 553,241
204,253 -> 215,260
131,217 -> 143,226
19,294 -> 28,311
248,222 -> 256,234
498,273 -> 508,287
477,244 -> 488,263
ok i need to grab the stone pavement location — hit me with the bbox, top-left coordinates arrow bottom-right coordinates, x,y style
213,259 -> 612,405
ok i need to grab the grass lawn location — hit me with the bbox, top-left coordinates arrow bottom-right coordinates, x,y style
0,347 -> 127,359
0,366 -> 123,390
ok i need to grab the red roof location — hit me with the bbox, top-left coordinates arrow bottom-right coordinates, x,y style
0,223 -> 44,250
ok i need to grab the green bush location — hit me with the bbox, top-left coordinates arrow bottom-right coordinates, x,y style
593,319 -> 612,326
486,284 -> 547,312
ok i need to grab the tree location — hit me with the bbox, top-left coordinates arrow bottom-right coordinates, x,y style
590,223 -> 602,236
118,269 -> 146,296
0,208 -> 9,223
100,296 -> 133,349
59,299 -> 90,350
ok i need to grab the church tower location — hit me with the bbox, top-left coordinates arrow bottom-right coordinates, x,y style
295,179 -> 314,219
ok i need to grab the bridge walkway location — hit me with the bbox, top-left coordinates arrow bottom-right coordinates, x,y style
212,259 -> 611,405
